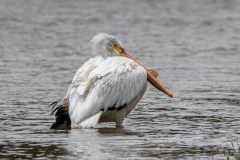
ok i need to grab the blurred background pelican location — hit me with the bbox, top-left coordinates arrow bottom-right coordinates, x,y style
49,33 -> 172,129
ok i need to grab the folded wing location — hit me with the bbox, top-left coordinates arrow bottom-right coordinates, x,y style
67,56 -> 147,127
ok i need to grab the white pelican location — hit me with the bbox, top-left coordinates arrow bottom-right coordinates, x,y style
49,33 -> 173,129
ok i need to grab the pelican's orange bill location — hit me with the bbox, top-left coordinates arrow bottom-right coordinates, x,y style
120,48 -> 173,98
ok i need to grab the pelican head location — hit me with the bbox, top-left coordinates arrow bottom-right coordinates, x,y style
91,33 -> 123,56
90,33 -> 173,98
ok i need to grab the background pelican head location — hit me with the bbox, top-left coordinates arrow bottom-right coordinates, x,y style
90,33 -> 173,98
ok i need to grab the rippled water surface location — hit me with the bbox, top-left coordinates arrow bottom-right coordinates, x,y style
1,0 -> 240,159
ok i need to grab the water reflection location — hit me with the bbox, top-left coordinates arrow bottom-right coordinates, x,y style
0,142 -> 69,159
97,127 -> 144,136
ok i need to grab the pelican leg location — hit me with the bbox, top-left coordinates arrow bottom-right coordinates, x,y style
115,83 -> 148,128
115,109 -> 126,128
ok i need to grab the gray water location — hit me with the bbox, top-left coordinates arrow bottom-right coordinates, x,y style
0,0 -> 240,159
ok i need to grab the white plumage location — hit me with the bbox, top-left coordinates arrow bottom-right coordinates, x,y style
67,33 -> 147,128
50,33 -> 171,129
68,55 -> 147,128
